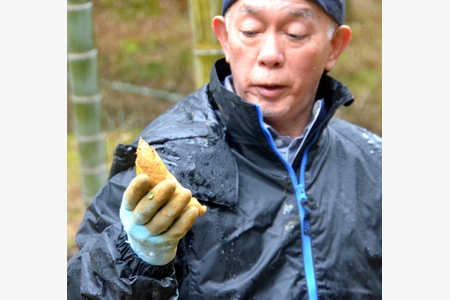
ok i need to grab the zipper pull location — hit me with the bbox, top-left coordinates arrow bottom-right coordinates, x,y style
301,198 -> 311,235
298,183 -> 311,235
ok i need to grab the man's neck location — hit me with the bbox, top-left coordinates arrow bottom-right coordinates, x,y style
264,109 -> 312,140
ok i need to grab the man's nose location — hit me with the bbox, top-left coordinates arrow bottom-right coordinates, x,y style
257,33 -> 284,68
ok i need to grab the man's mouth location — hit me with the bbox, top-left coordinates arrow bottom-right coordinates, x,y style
262,84 -> 282,89
256,84 -> 285,98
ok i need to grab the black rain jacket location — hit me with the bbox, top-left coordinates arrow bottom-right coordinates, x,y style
67,58 -> 382,299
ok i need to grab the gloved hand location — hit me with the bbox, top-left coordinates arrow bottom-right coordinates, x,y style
120,173 -> 199,266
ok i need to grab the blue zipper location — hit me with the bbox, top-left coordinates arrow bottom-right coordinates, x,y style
296,131 -> 320,300
255,104 -> 319,300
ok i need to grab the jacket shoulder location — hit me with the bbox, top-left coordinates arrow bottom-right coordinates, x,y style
327,117 -> 382,168
136,85 -> 224,144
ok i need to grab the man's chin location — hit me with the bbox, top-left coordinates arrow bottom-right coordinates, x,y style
260,106 -> 291,118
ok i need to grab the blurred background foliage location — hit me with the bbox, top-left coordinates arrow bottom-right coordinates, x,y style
67,0 -> 381,255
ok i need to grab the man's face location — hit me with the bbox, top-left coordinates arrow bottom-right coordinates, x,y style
218,0 -> 339,123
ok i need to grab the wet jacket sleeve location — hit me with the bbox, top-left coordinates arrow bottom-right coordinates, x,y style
67,168 -> 179,300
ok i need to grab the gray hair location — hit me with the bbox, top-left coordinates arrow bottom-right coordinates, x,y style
327,20 -> 338,40
224,10 -> 231,31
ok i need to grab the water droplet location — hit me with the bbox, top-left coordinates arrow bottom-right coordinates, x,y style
283,202 -> 294,214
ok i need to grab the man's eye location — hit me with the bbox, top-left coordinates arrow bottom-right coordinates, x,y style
287,33 -> 306,40
242,31 -> 257,37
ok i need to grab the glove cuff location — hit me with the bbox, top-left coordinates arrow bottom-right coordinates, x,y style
117,227 -> 175,279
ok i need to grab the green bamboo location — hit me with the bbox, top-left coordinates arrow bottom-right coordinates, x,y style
67,0 -> 108,207
188,0 -> 224,89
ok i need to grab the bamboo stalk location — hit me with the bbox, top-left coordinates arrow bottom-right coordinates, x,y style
67,0 -> 108,207
188,0 -> 223,89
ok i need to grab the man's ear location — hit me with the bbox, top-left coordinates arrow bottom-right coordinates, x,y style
325,25 -> 352,72
212,16 -> 230,62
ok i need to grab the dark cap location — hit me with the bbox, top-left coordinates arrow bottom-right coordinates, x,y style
221,0 -> 345,25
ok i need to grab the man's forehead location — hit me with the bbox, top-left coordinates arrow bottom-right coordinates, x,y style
235,2 -> 315,19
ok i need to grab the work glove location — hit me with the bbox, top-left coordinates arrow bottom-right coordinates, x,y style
119,173 -> 199,266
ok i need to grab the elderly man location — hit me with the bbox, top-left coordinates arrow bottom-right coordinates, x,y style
67,0 -> 382,299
